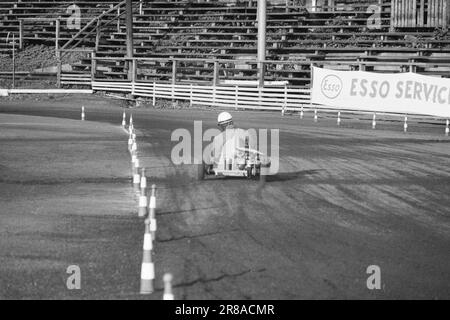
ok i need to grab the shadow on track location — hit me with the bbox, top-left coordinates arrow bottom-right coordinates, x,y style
264,169 -> 323,183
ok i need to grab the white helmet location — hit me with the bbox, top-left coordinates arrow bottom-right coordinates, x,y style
218,112 -> 232,126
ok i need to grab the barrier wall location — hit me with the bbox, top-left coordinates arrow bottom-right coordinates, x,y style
311,66 -> 450,118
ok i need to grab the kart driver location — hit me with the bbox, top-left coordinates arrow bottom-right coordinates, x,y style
210,111 -> 248,170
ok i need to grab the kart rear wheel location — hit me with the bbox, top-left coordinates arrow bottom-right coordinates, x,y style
197,162 -> 205,181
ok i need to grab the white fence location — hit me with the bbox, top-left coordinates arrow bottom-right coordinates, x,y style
90,80 -> 446,122
61,73 -> 92,86
92,81 -> 311,111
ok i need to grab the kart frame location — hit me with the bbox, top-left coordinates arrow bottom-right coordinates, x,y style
198,147 -> 270,180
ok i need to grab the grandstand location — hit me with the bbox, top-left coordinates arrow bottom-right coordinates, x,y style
1,0 -> 450,88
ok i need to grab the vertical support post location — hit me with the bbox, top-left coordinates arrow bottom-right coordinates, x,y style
57,54 -> 62,88
172,60 -> 177,85
309,63 -> 314,113
311,0 -> 317,12
213,60 -> 219,87
12,34 -> 16,89
95,18 -> 101,52
390,0 -> 396,31
131,58 -> 136,96
126,0 -> 134,81
55,18 -> 60,55
419,0 -> 425,27
19,19 -> 23,50
91,51 -> 96,81
117,7 -> 121,33
132,58 -> 137,82
172,59 -> 177,102
329,0 -> 336,12
257,0 -> 266,88
443,0 -> 446,28
258,62 -> 265,88
171,60 -> 176,101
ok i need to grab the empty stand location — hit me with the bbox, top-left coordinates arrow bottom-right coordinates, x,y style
1,0 -> 449,87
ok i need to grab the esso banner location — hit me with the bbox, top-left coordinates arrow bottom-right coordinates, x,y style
311,66 -> 450,118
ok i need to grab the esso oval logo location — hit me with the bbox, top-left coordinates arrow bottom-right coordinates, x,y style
321,75 -> 343,99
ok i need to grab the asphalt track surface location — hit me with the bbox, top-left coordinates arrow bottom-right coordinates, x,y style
1,96 -> 449,299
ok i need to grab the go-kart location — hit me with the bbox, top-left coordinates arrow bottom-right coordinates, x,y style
198,147 -> 271,180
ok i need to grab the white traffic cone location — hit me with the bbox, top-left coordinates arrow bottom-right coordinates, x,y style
140,221 -> 154,295
337,111 -> 341,126
138,188 -> 148,218
372,113 -> 376,129
131,151 -> 137,164
131,141 -> 137,153
140,168 -> 147,190
445,119 -> 449,137
300,106 -> 304,119
122,111 -> 126,127
404,116 -> 408,133
81,106 -> 85,121
163,273 -> 174,300
133,159 -> 141,185
129,114 -> 134,131
148,184 -> 157,240
314,109 -> 318,123
128,131 -> 134,150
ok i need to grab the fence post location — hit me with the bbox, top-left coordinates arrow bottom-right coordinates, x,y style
258,86 -> 262,110
358,61 -> 366,71
152,81 -> 156,106
309,63 -> 314,111
57,52 -> 62,88
55,17 -> 61,88
189,83 -> 193,107
235,85 -> 238,110
284,84 -> 288,111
